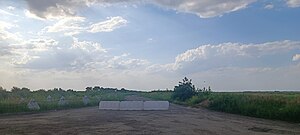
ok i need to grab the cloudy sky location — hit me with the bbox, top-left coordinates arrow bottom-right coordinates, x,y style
0,0 -> 300,91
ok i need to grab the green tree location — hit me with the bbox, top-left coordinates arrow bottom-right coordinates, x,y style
172,77 -> 196,101
85,87 -> 92,91
11,87 -> 31,97
11,86 -> 21,93
0,86 -> 6,91
208,86 -> 211,92
93,86 -> 101,91
0,86 -> 8,99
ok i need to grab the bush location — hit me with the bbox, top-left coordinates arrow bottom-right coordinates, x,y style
172,77 -> 196,101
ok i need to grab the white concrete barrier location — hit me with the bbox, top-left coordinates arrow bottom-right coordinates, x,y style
120,101 -> 144,110
99,101 -> 120,110
99,101 -> 170,110
144,101 -> 169,110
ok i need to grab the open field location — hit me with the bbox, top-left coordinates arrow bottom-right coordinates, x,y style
2,89 -> 300,123
0,88 -> 133,114
140,91 -> 300,122
0,95 -> 299,135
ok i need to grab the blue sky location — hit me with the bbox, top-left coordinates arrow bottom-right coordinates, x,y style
0,0 -> 300,91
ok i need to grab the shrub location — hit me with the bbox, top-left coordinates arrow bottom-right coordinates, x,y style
172,77 -> 196,101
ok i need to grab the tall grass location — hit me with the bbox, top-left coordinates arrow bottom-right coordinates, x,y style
139,91 -> 172,101
0,90 -> 131,114
203,92 -> 300,122
141,91 -> 300,123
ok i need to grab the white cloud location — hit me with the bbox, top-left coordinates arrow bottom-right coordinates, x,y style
12,52 -> 39,65
2,38 -> 300,90
150,0 -> 256,18
0,9 -> 16,16
24,10 -> 46,21
24,0 -> 88,19
145,41 -> 300,90
162,40 -> 300,73
23,0 -> 257,19
0,21 -> 21,42
106,53 -> 149,70
186,65 -> 300,91
89,16 -> 128,33
286,0 -> 300,7
71,37 -> 106,53
0,21 -> 24,62
22,0 -> 300,20
43,16 -> 86,35
146,38 -> 155,43
7,6 -> 15,10
24,38 -> 59,52
293,54 -> 300,61
42,16 -> 127,35
8,37 -> 58,50
6,37 -> 58,66
16,37 -> 106,70
0,17 -> 139,71
0,45 -> 12,56
9,37 -> 147,71
264,4 -> 274,9
0,21 -> 14,30
0,22 -> 61,66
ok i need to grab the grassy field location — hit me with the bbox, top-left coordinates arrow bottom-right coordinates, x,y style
2,87 -> 300,123
139,91 -> 173,101
0,88 -> 133,114
140,91 -> 300,123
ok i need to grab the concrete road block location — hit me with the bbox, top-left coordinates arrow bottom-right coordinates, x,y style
99,101 -> 120,110
144,101 -> 169,110
120,101 -> 144,110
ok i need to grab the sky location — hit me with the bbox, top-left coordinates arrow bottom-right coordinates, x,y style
0,0 -> 300,91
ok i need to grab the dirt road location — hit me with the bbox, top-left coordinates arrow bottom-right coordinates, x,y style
0,95 -> 299,135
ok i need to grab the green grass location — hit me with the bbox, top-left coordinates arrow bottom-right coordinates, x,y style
2,88 -> 300,123
141,91 -> 300,123
139,91 -> 172,101
0,90 -> 132,114
203,92 -> 300,122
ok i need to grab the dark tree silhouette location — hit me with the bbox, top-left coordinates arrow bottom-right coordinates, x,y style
172,77 -> 196,101
85,87 -> 92,91
11,87 -> 31,97
0,86 -> 6,91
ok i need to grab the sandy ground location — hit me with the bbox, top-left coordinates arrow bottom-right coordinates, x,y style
0,95 -> 299,135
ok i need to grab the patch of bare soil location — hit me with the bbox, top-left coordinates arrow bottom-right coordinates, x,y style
198,99 -> 210,108
0,95 -> 299,135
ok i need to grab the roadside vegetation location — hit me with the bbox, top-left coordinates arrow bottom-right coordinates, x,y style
140,77 -> 300,123
1,79 -> 300,123
139,91 -> 173,101
0,86 -> 133,114
188,92 -> 300,122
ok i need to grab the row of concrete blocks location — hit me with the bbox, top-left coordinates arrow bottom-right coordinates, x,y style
99,101 -> 169,110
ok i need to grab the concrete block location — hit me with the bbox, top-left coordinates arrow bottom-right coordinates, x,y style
99,101 -> 120,110
144,101 -> 169,110
120,101 -> 143,110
